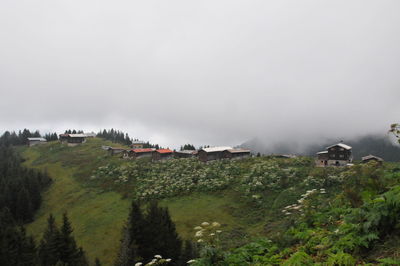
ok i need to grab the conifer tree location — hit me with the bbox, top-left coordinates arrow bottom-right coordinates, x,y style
39,214 -> 61,266
59,212 -> 85,265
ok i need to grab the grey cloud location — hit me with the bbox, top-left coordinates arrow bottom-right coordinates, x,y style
1,0 -> 400,149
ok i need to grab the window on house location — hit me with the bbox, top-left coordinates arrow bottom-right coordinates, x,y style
339,154 -> 344,158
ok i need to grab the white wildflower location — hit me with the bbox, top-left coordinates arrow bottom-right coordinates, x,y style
216,230 -> 222,233
187,259 -> 196,264
135,263 -> 142,266
197,239 -> 204,243
166,258 -> 171,262
195,231 -> 203,237
194,226 -> 202,230
201,222 -> 210,226
211,222 -> 220,227
154,255 -> 162,259
210,233 -> 215,236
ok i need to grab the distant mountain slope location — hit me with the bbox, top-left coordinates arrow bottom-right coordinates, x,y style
241,134 -> 400,161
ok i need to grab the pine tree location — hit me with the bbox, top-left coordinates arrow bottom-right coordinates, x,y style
142,201 -> 182,263
59,212 -> 81,265
39,214 -> 61,266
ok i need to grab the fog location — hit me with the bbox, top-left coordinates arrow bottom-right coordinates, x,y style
1,0 -> 400,149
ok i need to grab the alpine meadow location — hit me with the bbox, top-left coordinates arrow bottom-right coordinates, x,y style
1,1 -> 400,265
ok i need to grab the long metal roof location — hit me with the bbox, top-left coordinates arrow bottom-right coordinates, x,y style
156,149 -> 173,154
68,134 -> 87,138
27,138 -> 47,141
226,149 -> 251,154
362,154 -> 383,161
131,148 -> 155,153
326,143 -> 352,150
175,150 -> 197,154
201,146 -> 233,153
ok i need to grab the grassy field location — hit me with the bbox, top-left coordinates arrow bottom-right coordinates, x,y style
22,142 -> 131,265
21,139 -> 270,265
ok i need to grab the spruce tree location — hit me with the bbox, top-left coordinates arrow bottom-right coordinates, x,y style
59,212 -> 80,265
39,214 -> 61,266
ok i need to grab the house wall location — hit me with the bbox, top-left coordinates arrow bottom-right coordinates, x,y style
132,144 -> 144,149
231,153 -> 250,160
67,137 -> 86,144
327,146 -> 352,161
198,151 -> 224,162
153,153 -> 174,161
136,152 -> 153,159
174,153 -> 193,159
28,140 -> 46,147
327,159 -> 348,166
222,151 -> 250,160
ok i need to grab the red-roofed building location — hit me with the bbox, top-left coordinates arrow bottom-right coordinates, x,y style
152,149 -> 174,161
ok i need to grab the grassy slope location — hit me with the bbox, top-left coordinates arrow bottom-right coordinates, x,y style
22,141 -> 131,265
22,139 -> 266,265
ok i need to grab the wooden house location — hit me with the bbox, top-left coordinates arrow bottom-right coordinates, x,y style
131,140 -> 145,149
123,148 -> 154,159
174,150 -> 198,159
107,147 -> 127,156
59,134 -> 69,143
152,149 -> 174,161
316,143 -> 352,167
27,137 -> 47,147
222,149 -> 251,160
362,155 -> 384,165
67,134 -> 87,146
197,146 -> 233,162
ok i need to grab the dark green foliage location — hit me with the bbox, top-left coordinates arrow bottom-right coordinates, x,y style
0,140 -> 52,223
64,129 -> 84,134
39,213 -> 88,266
39,214 -> 61,266
44,132 -> 59,141
116,201 -> 183,265
180,144 -> 196,151
97,128 -> 133,146
0,129 -> 48,146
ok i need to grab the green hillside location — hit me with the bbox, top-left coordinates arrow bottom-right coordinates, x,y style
21,138 -> 400,265
20,138 -> 280,264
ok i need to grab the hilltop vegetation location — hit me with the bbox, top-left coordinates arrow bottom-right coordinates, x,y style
18,137 -> 400,265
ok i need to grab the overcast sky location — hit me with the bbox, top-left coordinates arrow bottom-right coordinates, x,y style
1,0 -> 399,149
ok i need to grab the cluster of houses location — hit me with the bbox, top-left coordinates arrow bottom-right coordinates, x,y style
315,142 -> 384,167
27,133 -> 96,147
28,134 -> 385,166
106,144 -> 252,162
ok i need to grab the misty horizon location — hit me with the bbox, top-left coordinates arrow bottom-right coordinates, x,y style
1,1 -> 399,149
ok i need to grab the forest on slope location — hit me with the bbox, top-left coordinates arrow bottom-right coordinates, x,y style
2,128 -> 400,265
